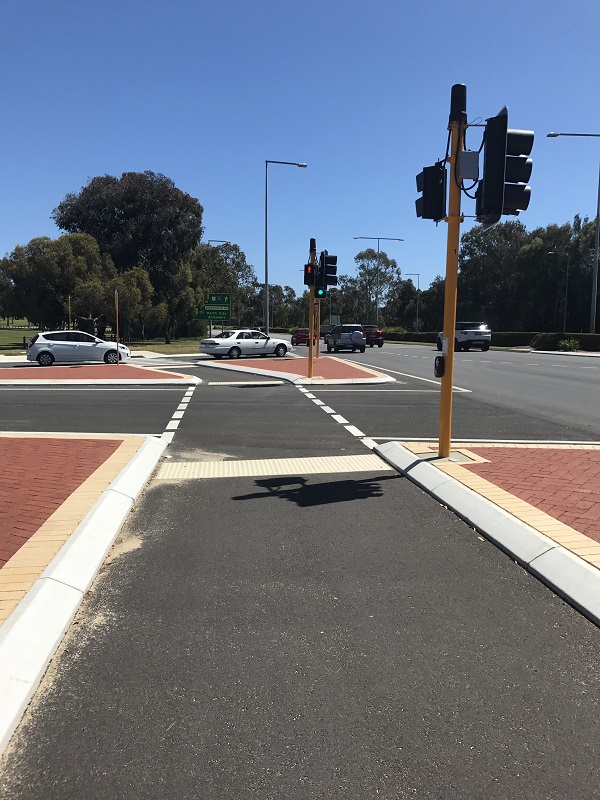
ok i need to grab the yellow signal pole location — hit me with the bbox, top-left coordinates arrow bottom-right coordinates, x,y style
115,289 -> 120,367
439,84 -> 467,458
316,299 -> 321,357
308,239 -> 317,378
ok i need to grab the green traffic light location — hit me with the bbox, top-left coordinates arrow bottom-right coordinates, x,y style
315,288 -> 326,298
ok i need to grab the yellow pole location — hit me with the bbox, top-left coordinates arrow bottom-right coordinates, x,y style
115,290 -> 120,367
316,299 -> 321,357
307,239 -> 317,378
438,85 -> 466,458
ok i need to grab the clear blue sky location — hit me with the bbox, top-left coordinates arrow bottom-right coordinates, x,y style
1,0 -> 599,297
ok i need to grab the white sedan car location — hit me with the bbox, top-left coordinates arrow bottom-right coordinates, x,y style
200,329 -> 292,359
27,330 -> 131,366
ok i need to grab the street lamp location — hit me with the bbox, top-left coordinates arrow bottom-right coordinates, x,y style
265,160 -> 307,335
353,236 -> 404,324
546,131 -> 600,333
406,273 -> 420,331
548,251 -> 570,333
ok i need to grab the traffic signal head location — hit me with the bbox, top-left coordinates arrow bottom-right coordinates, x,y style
476,107 -> 533,228
315,286 -> 327,299
416,161 -> 447,222
304,263 -> 315,286
318,250 -> 338,286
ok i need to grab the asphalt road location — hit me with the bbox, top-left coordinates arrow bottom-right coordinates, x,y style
0,368 -> 599,798
304,343 -> 600,441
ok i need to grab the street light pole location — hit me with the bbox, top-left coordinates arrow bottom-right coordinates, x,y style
547,132 -> 600,333
265,160 -> 307,336
353,236 -> 404,324
406,273 -> 420,331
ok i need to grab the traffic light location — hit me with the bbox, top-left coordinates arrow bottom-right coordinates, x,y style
318,250 -> 338,286
304,263 -> 315,286
315,286 -> 327,299
476,107 -> 533,228
415,161 -> 447,222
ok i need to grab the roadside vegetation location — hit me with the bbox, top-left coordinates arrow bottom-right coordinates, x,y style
1,172 -> 597,344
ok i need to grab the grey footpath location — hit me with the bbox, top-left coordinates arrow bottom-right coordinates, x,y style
0,435 -> 168,754
374,441 -> 600,629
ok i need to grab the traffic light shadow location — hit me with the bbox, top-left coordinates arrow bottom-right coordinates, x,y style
231,474 -> 399,507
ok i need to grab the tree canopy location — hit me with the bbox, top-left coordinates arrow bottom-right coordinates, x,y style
52,171 -> 204,299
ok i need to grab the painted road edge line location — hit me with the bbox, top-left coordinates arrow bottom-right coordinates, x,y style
374,441 -> 600,629
0,435 -> 168,755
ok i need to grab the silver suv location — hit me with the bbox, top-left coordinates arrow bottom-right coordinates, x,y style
326,324 -> 366,353
436,322 -> 491,352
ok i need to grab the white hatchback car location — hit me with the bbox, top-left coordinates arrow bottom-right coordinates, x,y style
200,329 -> 292,359
27,331 -> 132,366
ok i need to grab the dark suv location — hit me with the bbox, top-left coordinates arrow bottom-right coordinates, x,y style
362,324 -> 384,348
326,324 -> 366,353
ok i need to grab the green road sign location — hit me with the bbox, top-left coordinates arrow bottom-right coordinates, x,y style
197,308 -> 230,320
206,293 -> 231,307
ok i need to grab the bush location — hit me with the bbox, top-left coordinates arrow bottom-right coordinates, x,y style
558,338 -> 580,351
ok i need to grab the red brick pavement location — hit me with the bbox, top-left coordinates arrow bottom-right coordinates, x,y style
0,438 -> 122,567
462,447 -> 600,543
0,364 -> 187,381
214,356 -> 380,380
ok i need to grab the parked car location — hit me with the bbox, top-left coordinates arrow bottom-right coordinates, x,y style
291,327 -> 315,346
436,322 -> 491,352
200,329 -> 292,359
27,330 -> 131,366
326,324 -> 366,353
362,324 -> 384,348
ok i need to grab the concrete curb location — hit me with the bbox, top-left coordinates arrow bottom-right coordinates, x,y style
0,435 -> 168,754
374,441 -> 600,628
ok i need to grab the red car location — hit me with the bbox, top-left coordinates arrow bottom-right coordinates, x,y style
362,324 -> 384,347
291,327 -> 316,346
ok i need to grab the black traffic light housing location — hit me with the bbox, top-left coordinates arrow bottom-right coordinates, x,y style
476,107 -> 533,228
304,263 -> 315,286
318,251 -> 338,286
416,161 -> 447,222
314,250 -> 338,298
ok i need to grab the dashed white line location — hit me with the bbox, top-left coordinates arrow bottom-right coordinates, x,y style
332,414 -> 349,423
345,425 -> 365,437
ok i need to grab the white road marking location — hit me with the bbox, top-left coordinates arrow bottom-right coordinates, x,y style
345,425 -> 365,437
332,414 -> 349,423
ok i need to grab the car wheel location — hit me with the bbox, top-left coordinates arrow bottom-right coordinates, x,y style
334,346 -> 340,352
37,352 -> 54,367
455,339 -> 462,352
213,355 -> 223,359
351,346 -> 356,352
104,350 -> 119,364
228,347 -> 241,359
360,347 -> 366,353
463,345 -> 471,352
274,343 -> 287,357
378,343 -> 383,348
327,344 -> 333,352
369,343 -> 374,347
436,340 -> 442,351
482,344 -> 489,352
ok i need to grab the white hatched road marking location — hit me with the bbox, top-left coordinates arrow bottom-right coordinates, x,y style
157,454 -> 394,480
